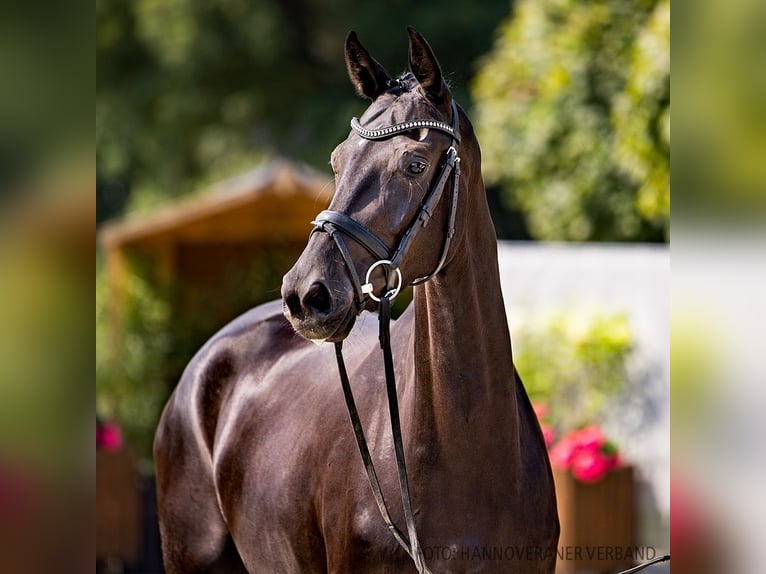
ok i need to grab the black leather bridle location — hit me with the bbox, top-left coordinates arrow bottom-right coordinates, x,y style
308,100 -> 461,574
311,100 -> 461,310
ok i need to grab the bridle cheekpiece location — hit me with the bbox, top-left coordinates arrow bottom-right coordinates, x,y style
311,100 -> 461,309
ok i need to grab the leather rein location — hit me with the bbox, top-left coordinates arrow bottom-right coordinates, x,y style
309,100 -> 461,574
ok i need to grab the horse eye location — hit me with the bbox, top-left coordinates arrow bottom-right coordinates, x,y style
408,160 -> 427,175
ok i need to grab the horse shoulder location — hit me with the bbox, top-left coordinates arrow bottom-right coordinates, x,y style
155,300 -> 305,459
153,303 -> 296,574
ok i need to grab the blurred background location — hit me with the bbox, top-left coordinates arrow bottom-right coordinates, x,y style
31,0 -> 766,572
7,0 -> 766,571
92,0 -> 672,572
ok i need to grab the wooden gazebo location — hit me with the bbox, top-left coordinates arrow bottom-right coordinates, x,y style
99,159 -> 333,340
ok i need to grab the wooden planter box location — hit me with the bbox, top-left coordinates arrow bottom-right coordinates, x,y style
96,449 -> 141,564
554,466 -> 635,573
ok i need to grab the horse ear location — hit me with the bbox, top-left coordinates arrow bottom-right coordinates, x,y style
406,26 -> 450,105
345,31 -> 391,100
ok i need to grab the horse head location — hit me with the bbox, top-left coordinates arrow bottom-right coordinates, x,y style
282,28 -> 463,342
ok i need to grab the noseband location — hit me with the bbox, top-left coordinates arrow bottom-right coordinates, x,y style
311,100 -> 461,308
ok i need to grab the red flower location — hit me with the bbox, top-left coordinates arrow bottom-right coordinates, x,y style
547,424 -> 622,482
570,447 -> 612,483
96,421 -> 123,452
606,451 -> 622,471
549,435 -> 577,470
572,425 -> 605,450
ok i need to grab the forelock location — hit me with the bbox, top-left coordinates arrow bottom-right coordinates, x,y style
384,72 -> 419,95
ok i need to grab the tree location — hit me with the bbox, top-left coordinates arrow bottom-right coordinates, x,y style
472,0 -> 669,242
96,0 -> 511,222
97,3 -> 517,455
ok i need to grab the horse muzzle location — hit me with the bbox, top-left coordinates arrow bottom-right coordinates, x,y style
281,264 -> 357,342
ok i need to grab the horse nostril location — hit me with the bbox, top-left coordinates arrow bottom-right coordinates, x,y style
284,291 -> 303,319
302,282 -> 332,316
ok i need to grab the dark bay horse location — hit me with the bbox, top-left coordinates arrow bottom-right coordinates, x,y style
154,28 -> 559,573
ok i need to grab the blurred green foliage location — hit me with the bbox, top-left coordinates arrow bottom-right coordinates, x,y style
472,0 -> 669,241
0,1 -> 90,198
514,310 -> 633,431
670,310 -> 719,444
96,0 -> 510,223
0,223 -> 90,478
675,0 -> 766,218
0,201 -> 92,574
95,244 -> 308,459
96,263 -> 172,460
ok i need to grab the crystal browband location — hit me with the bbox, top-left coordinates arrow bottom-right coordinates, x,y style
350,117 -> 459,142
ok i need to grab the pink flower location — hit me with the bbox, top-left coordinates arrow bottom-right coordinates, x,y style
547,424 -> 623,482
97,422 -> 123,453
572,425 -> 605,450
549,435 -> 577,470
570,448 -> 612,483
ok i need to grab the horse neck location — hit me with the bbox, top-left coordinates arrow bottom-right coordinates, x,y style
408,163 -> 521,460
